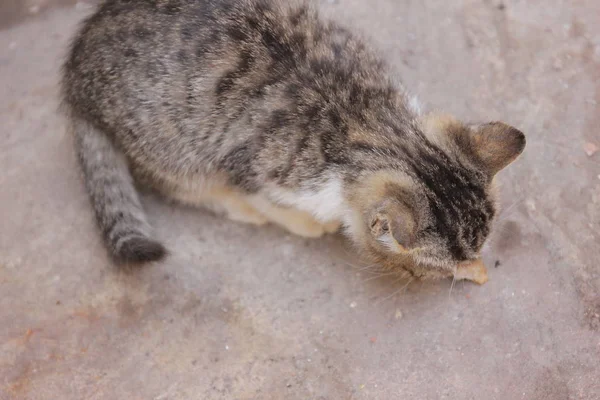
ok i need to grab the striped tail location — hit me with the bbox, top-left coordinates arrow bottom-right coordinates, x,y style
70,115 -> 167,264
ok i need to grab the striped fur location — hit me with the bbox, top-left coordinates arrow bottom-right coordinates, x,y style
61,0 -> 525,275
70,114 -> 166,263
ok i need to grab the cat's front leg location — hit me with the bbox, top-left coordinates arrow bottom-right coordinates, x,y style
246,196 -> 338,238
219,195 -> 269,226
262,206 -> 328,238
168,183 -> 268,226
323,220 -> 342,234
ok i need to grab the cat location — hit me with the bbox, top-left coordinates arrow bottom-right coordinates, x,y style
60,0 -> 525,281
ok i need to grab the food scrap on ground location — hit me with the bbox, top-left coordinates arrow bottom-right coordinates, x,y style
454,259 -> 489,285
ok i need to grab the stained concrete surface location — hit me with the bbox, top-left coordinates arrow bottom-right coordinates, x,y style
1,0 -> 599,399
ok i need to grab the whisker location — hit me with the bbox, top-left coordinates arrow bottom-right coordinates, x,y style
339,259 -> 371,270
342,262 -> 389,276
356,264 -> 383,273
362,271 -> 400,283
448,274 -> 457,298
371,275 -> 404,299
374,277 -> 414,305
341,247 -> 359,259
497,197 -> 526,221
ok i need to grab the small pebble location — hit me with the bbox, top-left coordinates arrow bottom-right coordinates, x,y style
394,309 -> 403,319
494,260 -> 501,268
525,199 -> 536,212
584,142 -> 598,157
349,301 -> 357,308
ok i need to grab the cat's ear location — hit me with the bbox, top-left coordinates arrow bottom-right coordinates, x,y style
460,122 -> 526,176
370,202 -> 417,252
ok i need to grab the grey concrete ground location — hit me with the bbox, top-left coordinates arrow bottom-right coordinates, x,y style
1,0 -> 599,399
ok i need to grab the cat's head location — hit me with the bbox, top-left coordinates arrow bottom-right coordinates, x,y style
346,115 -> 525,278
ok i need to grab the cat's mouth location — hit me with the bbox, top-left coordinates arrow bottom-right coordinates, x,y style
407,252 -> 489,284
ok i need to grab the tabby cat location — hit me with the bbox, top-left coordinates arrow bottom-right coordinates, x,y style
61,0 -> 525,281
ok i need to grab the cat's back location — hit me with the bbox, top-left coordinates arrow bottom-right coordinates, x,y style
61,0 -> 307,125
62,0 -> 403,170
62,0 -> 203,117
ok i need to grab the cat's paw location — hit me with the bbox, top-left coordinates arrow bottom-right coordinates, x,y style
323,220 -> 342,234
282,217 -> 327,238
226,206 -> 268,226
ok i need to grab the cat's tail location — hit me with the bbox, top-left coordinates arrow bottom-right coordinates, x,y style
70,115 -> 167,264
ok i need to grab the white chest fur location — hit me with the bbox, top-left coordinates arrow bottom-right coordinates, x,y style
267,175 -> 347,223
